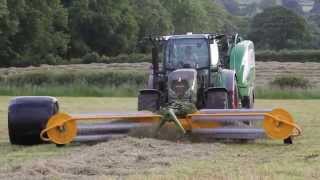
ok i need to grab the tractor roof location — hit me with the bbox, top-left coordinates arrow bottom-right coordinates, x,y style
162,33 -> 211,40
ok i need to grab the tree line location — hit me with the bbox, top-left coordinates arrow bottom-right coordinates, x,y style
0,0 -> 319,67
0,0 -> 237,67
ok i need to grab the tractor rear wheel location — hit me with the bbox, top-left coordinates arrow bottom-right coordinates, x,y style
8,96 -> 59,145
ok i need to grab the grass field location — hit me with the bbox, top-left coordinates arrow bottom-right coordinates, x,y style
0,97 -> 319,179
0,62 -> 320,99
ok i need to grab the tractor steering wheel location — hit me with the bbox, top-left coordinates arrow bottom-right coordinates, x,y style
178,60 -> 195,68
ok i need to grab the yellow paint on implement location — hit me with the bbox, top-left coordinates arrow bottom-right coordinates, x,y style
187,108 -> 302,139
40,113 -> 162,145
263,108 -> 302,139
40,108 -> 302,145
40,113 -> 77,145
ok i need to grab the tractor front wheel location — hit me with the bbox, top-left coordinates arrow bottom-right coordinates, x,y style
138,90 -> 161,112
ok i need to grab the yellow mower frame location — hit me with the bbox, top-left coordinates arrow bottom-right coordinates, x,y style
40,108 -> 302,145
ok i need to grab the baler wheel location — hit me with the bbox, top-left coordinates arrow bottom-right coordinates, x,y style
242,92 -> 254,109
8,97 -> 59,145
241,91 -> 255,126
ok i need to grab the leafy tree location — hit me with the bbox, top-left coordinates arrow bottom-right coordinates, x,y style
308,2 -> 320,49
241,2 -> 260,17
0,0 -> 248,66
259,0 -> 277,10
0,0 -> 69,66
160,0 -> 232,34
61,0 -> 72,8
68,0 -> 138,57
130,0 -> 173,52
0,0 -> 15,66
282,0 -> 303,15
131,0 -> 173,39
161,0 -> 208,33
248,6 -> 310,50
308,13 -> 320,28
306,19 -> 320,48
0,0 -> 8,17
310,0 -> 320,14
217,0 -> 240,15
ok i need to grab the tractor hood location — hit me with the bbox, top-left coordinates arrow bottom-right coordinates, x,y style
168,69 -> 197,103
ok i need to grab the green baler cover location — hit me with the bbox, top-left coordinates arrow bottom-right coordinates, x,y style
229,40 -> 255,97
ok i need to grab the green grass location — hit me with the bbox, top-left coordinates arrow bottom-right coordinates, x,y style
0,84 -> 139,97
256,49 -> 320,63
0,97 -> 319,179
0,85 -> 319,99
1,65 -> 319,99
256,87 -> 320,99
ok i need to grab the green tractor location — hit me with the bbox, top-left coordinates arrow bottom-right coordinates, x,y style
138,33 -> 255,112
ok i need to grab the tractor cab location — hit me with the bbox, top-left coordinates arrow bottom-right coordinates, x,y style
162,34 -> 221,71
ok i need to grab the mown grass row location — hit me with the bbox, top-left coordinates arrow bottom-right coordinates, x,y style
27,49 -> 320,66
0,70 -> 148,96
255,49 -> 320,62
255,87 -> 320,99
1,70 -> 319,99
0,84 -> 140,97
1,70 -> 147,87
76,49 -> 320,64
1,85 -> 318,99
77,50 -> 320,64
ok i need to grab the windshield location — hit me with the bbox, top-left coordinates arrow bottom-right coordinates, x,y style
165,38 -> 209,69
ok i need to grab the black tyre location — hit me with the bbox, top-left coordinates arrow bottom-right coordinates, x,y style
241,91 -> 254,109
241,96 -> 251,108
241,92 -> 255,126
204,88 -> 228,109
8,96 -> 59,145
138,90 -> 161,112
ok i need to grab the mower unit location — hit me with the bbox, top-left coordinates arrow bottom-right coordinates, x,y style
7,33 -> 302,146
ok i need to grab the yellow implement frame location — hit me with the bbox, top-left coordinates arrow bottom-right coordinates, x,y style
40,108 -> 302,145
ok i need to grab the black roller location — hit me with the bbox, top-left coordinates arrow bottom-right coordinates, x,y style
77,122 -> 152,135
192,128 -> 266,139
74,134 -> 125,142
8,96 -> 59,145
199,109 -> 271,113
191,115 -> 264,123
